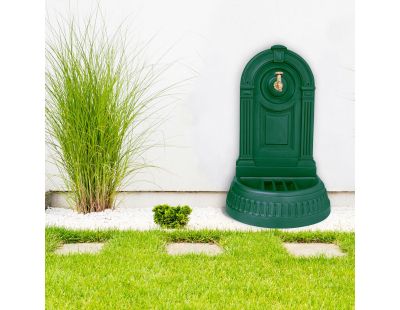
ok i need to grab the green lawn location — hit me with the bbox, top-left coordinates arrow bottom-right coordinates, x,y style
46,228 -> 354,309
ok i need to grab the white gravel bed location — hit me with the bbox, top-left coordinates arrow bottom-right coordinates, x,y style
46,204 -> 354,231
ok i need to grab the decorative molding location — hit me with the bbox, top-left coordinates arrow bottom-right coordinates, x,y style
271,45 -> 287,63
226,186 -> 330,219
240,98 -> 253,158
301,100 -> 313,158
240,88 -> 253,98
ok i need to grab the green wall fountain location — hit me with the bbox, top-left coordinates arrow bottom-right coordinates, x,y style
226,45 -> 330,228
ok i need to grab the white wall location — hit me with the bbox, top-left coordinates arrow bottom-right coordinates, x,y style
45,0 -> 354,192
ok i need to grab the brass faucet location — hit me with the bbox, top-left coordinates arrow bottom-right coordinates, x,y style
274,72 -> 283,92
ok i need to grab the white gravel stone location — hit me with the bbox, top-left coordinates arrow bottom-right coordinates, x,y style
46,204 -> 354,231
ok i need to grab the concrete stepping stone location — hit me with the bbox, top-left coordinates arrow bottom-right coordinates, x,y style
55,243 -> 104,255
284,242 -> 345,258
166,242 -> 223,256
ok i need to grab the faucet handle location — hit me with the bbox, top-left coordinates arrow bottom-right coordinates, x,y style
274,72 -> 284,92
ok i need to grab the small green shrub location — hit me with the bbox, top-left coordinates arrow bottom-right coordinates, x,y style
152,204 -> 192,229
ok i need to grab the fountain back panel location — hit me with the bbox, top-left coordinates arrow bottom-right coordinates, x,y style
226,45 -> 330,228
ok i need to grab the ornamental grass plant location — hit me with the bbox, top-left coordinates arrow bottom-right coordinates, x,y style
46,13 -> 170,213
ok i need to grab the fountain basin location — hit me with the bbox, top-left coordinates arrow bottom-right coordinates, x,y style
226,176 -> 330,228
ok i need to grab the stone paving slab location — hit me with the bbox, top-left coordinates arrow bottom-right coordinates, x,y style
283,242 -> 345,257
166,243 -> 223,256
55,243 -> 104,255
